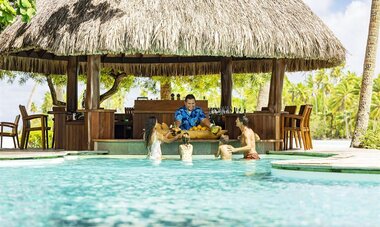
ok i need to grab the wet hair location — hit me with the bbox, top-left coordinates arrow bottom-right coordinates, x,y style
185,94 -> 196,102
182,132 -> 190,144
238,115 -> 249,126
144,116 -> 157,148
219,135 -> 229,144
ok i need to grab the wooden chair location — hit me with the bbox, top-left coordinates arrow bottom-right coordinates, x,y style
303,105 -> 313,149
283,105 -> 312,150
19,105 -> 51,149
0,115 -> 20,149
282,105 -> 297,149
284,105 -> 297,114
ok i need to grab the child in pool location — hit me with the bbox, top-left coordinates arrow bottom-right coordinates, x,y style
214,135 -> 236,160
144,116 -> 181,161
178,132 -> 193,162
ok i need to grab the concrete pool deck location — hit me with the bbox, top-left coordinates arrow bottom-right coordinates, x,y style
269,140 -> 380,174
0,140 -> 379,174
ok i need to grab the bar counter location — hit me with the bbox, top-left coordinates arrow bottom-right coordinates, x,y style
132,100 -> 208,139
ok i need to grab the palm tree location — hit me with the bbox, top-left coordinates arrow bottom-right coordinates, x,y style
370,76 -> 380,130
351,0 -> 380,147
329,73 -> 360,138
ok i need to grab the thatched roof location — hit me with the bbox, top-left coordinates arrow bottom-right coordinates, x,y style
0,0 -> 346,76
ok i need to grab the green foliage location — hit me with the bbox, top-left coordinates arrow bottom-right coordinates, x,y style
282,68 -> 377,141
101,89 -> 126,112
370,77 -> 380,122
0,0 -> 16,28
25,129 -> 53,148
361,128 -> 380,150
16,0 -> 35,22
0,0 -> 35,30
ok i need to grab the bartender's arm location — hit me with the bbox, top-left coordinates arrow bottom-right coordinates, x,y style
175,120 -> 181,128
201,118 -> 211,128
198,108 -> 211,128
174,108 -> 182,128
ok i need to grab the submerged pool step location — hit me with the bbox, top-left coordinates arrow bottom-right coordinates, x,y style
93,139 -> 274,155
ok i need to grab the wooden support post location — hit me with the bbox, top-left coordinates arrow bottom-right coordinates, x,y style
268,59 -> 286,113
67,56 -> 79,113
86,55 -> 101,150
267,59 -> 286,151
86,56 -> 101,110
221,58 -> 233,108
274,59 -> 286,113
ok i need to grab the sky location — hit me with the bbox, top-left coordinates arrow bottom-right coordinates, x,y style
0,0 -> 379,125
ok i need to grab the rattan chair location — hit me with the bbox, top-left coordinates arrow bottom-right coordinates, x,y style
0,115 -> 20,149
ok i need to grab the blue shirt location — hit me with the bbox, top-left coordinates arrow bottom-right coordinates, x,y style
175,106 -> 206,130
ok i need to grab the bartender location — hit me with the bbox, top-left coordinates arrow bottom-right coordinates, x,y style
174,94 -> 212,130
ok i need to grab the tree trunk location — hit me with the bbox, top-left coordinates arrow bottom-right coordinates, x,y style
46,76 -> 66,106
351,0 -> 380,147
26,82 -> 38,111
344,114 -> 350,139
160,80 -> 171,100
256,81 -> 270,111
99,77 -> 123,104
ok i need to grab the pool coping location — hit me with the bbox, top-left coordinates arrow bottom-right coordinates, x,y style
268,150 -> 380,174
0,150 -> 109,160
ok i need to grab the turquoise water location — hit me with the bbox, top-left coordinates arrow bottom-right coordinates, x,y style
0,156 -> 380,226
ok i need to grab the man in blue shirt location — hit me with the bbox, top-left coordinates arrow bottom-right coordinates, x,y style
175,94 -> 212,130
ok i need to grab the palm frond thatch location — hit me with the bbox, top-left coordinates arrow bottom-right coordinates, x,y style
0,0 -> 346,76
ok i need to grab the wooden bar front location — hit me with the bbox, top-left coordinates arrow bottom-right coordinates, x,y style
65,120 -> 87,150
133,100 -> 208,139
84,109 -> 115,150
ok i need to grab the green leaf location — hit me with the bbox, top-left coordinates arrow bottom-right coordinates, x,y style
26,7 -> 35,17
19,7 -> 26,15
20,0 -> 32,8
5,2 -> 16,15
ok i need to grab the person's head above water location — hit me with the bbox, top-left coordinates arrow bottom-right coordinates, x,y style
182,132 -> 190,144
184,94 -> 196,112
219,135 -> 229,144
144,116 -> 157,148
236,115 -> 249,127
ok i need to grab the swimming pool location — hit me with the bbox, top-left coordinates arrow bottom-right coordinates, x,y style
0,155 -> 379,226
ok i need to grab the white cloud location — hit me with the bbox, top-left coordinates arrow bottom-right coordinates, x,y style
303,0 -> 334,17
305,0 -> 380,76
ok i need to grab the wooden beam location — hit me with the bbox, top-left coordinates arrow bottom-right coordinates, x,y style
11,51 -> 264,64
221,58 -> 233,108
86,56 -> 101,110
66,56 -> 79,112
268,59 -> 286,113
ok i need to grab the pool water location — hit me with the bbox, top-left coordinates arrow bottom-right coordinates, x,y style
0,156 -> 379,226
